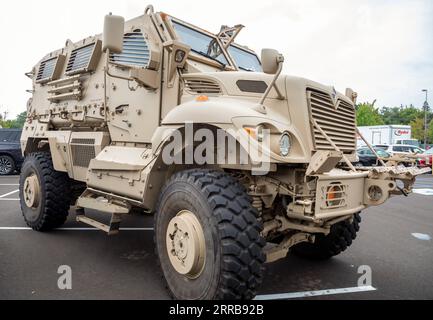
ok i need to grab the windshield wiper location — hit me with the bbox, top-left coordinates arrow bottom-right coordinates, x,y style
238,66 -> 254,72
191,48 -> 226,69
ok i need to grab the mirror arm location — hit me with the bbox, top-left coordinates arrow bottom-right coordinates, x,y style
259,61 -> 284,105
273,81 -> 285,100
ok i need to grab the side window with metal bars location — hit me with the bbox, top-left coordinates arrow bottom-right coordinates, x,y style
110,31 -> 150,68
36,57 -> 58,83
66,43 -> 96,75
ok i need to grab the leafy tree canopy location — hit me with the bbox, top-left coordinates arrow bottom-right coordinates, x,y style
0,111 -> 27,129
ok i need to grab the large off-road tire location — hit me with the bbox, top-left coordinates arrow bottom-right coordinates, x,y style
19,152 -> 71,231
291,213 -> 361,260
0,155 -> 15,175
154,169 -> 266,300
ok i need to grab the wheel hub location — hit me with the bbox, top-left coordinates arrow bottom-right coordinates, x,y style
166,210 -> 206,279
23,174 -> 40,208
0,157 -> 12,174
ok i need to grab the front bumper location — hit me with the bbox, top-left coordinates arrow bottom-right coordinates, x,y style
311,166 -> 431,220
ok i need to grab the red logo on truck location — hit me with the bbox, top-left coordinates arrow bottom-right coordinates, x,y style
395,129 -> 410,136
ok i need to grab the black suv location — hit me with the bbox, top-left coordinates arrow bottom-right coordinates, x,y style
0,129 -> 23,175
355,147 -> 391,167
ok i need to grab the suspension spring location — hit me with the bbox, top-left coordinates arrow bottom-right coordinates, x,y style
252,196 -> 263,217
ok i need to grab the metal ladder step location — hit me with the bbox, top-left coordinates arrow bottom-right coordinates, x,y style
75,189 -> 131,235
76,211 -> 123,235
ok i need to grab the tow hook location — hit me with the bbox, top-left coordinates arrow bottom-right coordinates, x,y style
397,186 -> 409,197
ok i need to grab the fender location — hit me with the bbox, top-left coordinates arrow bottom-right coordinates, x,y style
158,98 -> 310,164
162,97 -> 270,125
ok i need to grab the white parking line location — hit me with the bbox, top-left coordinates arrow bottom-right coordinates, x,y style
411,233 -> 431,241
0,227 -> 154,231
254,286 -> 376,300
0,189 -> 19,198
0,184 -> 19,186
413,189 -> 433,196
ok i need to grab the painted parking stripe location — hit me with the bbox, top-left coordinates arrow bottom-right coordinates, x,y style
0,198 -> 19,201
0,227 -> 154,231
254,286 -> 376,300
0,189 -> 19,198
413,189 -> 433,196
411,233 -> 431,241
0,184 -> 19,186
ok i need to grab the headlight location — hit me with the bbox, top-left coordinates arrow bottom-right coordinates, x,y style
279,133 -> 291,156
256,125 -> 265,142
244,125 -> 265,142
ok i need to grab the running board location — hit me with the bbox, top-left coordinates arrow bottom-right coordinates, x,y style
76,213 -> 122,235
75,189 -> 131,235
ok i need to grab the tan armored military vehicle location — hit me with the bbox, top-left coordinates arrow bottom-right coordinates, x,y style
20,5 -> 430,300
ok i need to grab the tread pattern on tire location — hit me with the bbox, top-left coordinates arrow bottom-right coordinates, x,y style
155,169 -> 266,300
292,213 -> 361,260
20,152 -> 71,231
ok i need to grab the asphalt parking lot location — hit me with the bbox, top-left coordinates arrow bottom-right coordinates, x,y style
0,174 -> 432,300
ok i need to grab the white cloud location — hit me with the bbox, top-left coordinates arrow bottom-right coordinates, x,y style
0,0 -> 431,118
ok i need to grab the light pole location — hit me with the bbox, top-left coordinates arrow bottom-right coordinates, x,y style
422,89 -> 429,149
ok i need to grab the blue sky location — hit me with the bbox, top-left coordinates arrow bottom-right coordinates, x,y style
0,0 -> 431,118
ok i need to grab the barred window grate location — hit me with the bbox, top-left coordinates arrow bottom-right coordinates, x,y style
66,43 -> 96,74
36,57 -> 58,82
110,32 -> 150,67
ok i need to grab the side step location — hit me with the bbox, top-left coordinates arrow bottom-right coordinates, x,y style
75,189 -> 131,235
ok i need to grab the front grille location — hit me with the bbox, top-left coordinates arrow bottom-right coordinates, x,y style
307,89 -> 356,153
184,78 -> 222,95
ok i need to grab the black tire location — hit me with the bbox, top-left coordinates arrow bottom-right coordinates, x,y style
154,169 -> 266,300
19,152 -> 71,231
291,213 -> 361,260
0,155 -> 15,175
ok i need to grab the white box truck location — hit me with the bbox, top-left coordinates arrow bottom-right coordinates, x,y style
357,125 -> 417,147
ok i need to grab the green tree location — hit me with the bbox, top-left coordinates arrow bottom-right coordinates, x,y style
14,111 -> 27,128
0,111 -> 27,129
356,101 -> 384,126
428,118 -> 433,145
381,105 -> 424,125
410,117 -> 425,142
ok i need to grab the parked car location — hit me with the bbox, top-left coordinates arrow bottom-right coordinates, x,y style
0,129 -> 23,175
355,147 -> 391,167
418,148 -> 433,168
375,144 -> 425,156
395,139 -> 420,147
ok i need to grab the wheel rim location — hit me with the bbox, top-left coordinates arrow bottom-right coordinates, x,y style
0,157 -> 12,174
23,174 -> 41,209
166,210 -> 206,279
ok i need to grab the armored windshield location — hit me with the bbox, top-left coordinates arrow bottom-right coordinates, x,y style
228,45 -> 262,72
172,21 -> 229,67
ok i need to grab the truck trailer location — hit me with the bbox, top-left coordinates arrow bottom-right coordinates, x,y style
357,125 -> 415,147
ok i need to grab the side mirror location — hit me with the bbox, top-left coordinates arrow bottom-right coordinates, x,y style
103,13 -> 125,54
261,49 -> 284,74
257,49 -> 285,106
